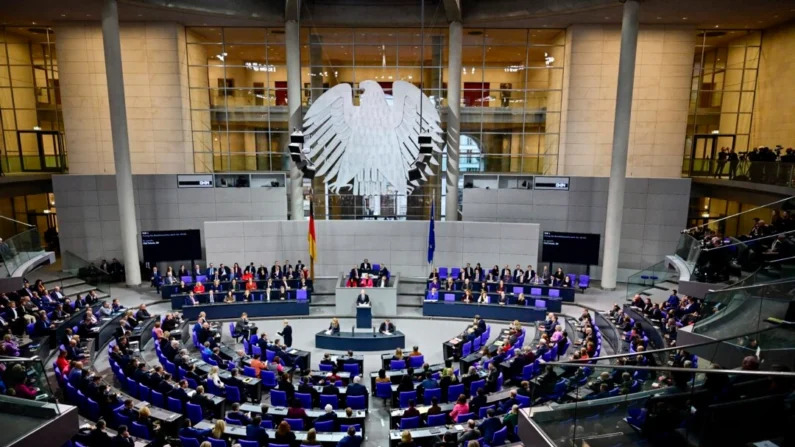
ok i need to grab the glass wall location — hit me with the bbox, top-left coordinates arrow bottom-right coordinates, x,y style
684,30 -> 761,177
185,26 -> 565,219
0,27 -> 65,174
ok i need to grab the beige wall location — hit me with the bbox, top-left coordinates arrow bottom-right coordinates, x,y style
560,24 -> 694,178
752,20 -> 795,147
54,21 -> 193,174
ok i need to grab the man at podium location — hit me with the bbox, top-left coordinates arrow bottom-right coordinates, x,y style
356,290 -> 371,307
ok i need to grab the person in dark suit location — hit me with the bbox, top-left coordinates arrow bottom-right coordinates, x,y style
171,379 -> 191,405
470,387 -> 487,417
227,401 -> 252,425
359,259 -> 372,275
485,363 -> 500,393
475,315 -> 486,335
84,419 -> 113,446
458,420 -> 481,446
379,319 -> 395,334
278,319 -> 293,347
246,415 -> 270,446
321,378 -> 340,399
337,426 -> 362,447
316,403 -> 338,424
244,262 -> 257,276
179,419 -> 211,443
328,318 -> 340,334
347,376 -> 368,396
356,290 -> 370,306
190,385 -> 216,418
478,409 -> 503,444
112,425 -> 135,447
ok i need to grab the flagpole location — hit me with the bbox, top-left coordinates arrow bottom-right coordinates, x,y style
309,191 -> 315,282
430,189 -> 435,271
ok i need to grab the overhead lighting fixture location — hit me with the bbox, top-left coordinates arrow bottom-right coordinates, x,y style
544,52 -> 555,66
682,17 -> 688,20
215,52 -> 228,61
504,65 -> 524,73
43,210 -> 51,214
244,61 -> 276,72
33,126 -> 41,130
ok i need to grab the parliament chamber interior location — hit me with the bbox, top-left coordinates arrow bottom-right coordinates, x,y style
1,0 -> 795,446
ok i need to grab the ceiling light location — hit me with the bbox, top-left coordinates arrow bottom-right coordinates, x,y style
32,21 -> 36,24
604,17 -> 610,19
86,14 -> 91,17
33,126 -> 41,130
715,25 -> 719,28
61,14 -> 66,17
656,16 -> 662,20
682,17 -> 687,20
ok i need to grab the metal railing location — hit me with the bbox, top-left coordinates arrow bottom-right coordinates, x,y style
62,250 -> 112,296
683,158 -> 795,187
0,216 -> 44,278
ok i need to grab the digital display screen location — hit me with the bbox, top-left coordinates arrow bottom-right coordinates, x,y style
141,230 -> 202,262
177,174 -> 214,188
534,176 -> 570,190
542,231 -> 601,265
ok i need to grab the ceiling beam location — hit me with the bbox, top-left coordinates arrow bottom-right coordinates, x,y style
285,0 -> 301,22
442,0 -> 462,22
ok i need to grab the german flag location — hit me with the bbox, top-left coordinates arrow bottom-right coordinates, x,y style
308,201 -> 317,279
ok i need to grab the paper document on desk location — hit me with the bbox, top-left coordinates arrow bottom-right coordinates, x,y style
289,349 -> 297,354
493,341 -> 504,347
325,330 -> 332,335
449,338 -> 461,345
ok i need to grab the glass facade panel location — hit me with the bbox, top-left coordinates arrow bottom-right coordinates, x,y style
684,29 -> 760,174
186,26 -> 564,218
0,27 -> 65,174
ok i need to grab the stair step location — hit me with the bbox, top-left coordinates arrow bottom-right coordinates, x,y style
44,277 -> 85,289
62,284 -> 99,298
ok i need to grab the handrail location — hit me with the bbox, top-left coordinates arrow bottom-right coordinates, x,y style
684,195 -> 795,232
543,360 -> 795,378
0,215 -> 34,228
703,275 -> 795,294
702,228 -> 795,252
563,323 -> 781,364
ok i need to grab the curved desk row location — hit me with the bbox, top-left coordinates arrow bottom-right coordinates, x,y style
427,291 -> 562,313
427,280 -> 576,302
315,330 -> 406,352
160,278 -> 313,300
171,289 -> 311,310
622,304 -> 666,355
181,300 -> 310,320
423,300 -> 546,322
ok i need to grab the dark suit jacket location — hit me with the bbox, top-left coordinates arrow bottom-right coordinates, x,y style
379,322 -> 395,333
478,417 -> 503,442
470,394 -> 487,416
246,424 -> 269,444
347,383 -> 368,396
112,435 -> 135,447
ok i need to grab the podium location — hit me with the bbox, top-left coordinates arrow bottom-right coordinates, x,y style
356,306 -> 372,329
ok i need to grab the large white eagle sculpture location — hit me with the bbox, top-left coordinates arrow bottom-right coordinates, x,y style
302,80 -> 444,196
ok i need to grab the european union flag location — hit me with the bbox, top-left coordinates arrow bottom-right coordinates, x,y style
427,201 -> 435,264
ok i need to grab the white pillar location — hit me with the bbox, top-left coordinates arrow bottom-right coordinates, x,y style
285,20 -> 304,220
101,0 -> 141,286
601,0 -> 640,290
445,21 -> 462,221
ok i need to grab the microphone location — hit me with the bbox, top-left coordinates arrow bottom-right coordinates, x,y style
372,327 -> 376,338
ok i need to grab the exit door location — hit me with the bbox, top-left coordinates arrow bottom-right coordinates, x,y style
16,130 -> 65,172
689,134 -> 736,177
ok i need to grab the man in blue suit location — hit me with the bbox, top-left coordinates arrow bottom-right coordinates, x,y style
246,415 -> 270,446
336,426 -> 362,447
346,375 -> 368,396
178,419 -> 211,442
477,409 -> 504,444
206,263 -> 217,279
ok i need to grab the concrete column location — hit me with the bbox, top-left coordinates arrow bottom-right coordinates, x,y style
101,0 -> 141,286
601,0 -> 640,290
445,21 -> 462,221
285,20 -> 304,220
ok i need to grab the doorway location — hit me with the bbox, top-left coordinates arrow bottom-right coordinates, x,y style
16,130 -> 65,172
689,134 -> 736,177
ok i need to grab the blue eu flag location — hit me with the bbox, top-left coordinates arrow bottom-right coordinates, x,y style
427,201 -> 435,264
